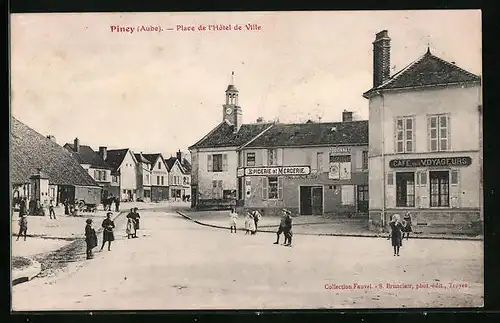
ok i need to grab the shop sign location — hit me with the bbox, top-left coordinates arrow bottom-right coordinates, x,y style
389,157 -> 472,168
330,146 -> 351,154
244,166 -> 310,176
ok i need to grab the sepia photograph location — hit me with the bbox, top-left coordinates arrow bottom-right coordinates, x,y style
10,10 -> 483,310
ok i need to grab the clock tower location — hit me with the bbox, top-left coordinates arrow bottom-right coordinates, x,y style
223,71 -> 242,133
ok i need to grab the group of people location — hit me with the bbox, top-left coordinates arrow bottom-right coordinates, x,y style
102,195 -> 120,212
83,207 -> 141,260
228,208 -> 294,247
388,211 -> 413,256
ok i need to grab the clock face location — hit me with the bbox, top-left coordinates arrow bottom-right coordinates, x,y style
225,108 -> 232,115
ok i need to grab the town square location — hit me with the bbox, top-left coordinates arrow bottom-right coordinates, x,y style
10,10 -> 482,310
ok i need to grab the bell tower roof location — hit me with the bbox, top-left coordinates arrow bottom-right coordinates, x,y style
225,71 -> 238,92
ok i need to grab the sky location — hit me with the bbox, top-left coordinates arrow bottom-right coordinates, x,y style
10,10 -> 481,158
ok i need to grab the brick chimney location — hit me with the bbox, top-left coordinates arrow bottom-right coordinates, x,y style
373,30 -> 391,87
99,146 -> 107,161
342,110 -> 353,122
74,137 -> 80,153
176,150 -> 182,161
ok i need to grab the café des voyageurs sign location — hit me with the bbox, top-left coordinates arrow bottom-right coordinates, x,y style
389,157 -> 472,168
238,166 -> 311,177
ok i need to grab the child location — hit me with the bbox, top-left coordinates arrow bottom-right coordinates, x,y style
85,219 -> 98,259
126,217 -> 136,239
49,200 -> 56,219
16,214 -> 28,241
388,214 -> 404,256
229,208 -> 238,233
402,211 -> 413,240
244,212 -> 254,235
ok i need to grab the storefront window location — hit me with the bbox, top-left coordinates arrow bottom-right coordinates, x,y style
396,172 -> 415,207
430,171 -> 449,207
268,177 -> 278,199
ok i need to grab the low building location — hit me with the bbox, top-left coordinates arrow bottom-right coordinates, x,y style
104,148 -> 138,202
11,117 -> 101,209
363,30 -> 482,235
63,138 -> 113,199
143,153 -> 169,202
189,76 -> 369,214
166,152 -> 191,201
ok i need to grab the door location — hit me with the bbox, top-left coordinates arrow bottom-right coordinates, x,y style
357,185 -> 369,212
312,186 -> 323,215
300,186 -> 312,215
191,186 -> 198,208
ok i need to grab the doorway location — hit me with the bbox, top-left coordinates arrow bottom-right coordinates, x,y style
357,185 -> 369,212
299,186 -> 323,215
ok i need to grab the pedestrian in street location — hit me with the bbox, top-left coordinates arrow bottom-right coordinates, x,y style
126,208 -> 136,239
132,207 -> 141,238
49,200 -> 56,219
273,209 -> 289,244
402,211 -> 413,240
252,209 -> 262,233
388,214 -> 404,256
244,212 -> 253,235
19,197 -> 27,217
16,214 -> 28,241
229,208 -> 238,233
64,198 -> 70,215
115,197 -> 120,212
246,211 -> 256,235
85,219 -> 98,259
283,210 -> 293,247
100,212 -> 115,251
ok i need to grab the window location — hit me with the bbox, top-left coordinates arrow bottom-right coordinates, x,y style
158,162 -> 161,169
317,152 -> 324,173
145,174 -> 149,184
157,176 -> 160,185
341,185 -> 355,205
362,151 -> 368,170
387,172 -> 394,185
246,152 -> 256,166
420,172 -> 427,185
161,176 -> 164,186
430,171 -> 449,207
212,180 -> 223,199
357,185 -> 369,201
396,172 -> 415,207
262,177 -> 283,200
396,117 -> 414,153
268,149 -> 277,166
428,114 -> 449,151
451,170 -> 458,185
328,155 -> 351,180
208,154 -> 225,172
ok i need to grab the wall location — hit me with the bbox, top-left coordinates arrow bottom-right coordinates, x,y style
119,151 -> 137,191
195,148 -> 238,200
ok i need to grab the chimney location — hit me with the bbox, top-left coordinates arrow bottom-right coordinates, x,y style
256,117 -> 264,123
46,135 -> 56,143
74,137 -> 80,153
373,30 -> 391,87
99,146 -> 107,161
176,150 -> 182,161
342,110 -> 353,122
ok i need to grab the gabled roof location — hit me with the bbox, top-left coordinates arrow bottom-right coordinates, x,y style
142,153 -> 162,164
11,117 -> 99,187
105,149 -> 135,172
244,121 -> 368,148
165,157 -> 178,171
134,153 -> 152,164
363,49 -> 481,98
189,121 -> 274,149
180,158 -> 192,174
64,143 -> 113,170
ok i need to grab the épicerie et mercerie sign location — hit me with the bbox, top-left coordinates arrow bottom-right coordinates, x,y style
389,157 -> 472,168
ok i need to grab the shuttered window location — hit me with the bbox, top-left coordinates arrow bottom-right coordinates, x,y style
278,177 -> 283,200
207,155 -> 213,172
222,154 -> 228,171
428,114 -> 450,152
451,170 -> 459,185
262,177 -> 268,200
387,172 -> 394,185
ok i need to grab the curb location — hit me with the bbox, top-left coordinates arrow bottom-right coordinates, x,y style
176,211 -> 483,241
12,259 -> 42,286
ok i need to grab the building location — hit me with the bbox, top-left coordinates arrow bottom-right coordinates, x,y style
189,76 -> 369,215
103,148 -> 138,201
134,152 -> 152,202
143,153 -> 169,202
11,117 -> 101,208
63,138 -> 113,199
363,30 -> 482,234
166,151 -> 191,201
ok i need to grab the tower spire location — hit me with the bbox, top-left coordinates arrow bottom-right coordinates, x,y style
231,71 -> 235,85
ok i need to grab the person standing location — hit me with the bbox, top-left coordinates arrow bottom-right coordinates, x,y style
388,214 -> 404,256
85,219 -> 98,259
115,197 -> 120,212
283,210 -> 293,247
273,209 -> 289,244
49,200 -> 56,219
244,212 -> 253,235
19,198 -> 27,217
229,208 -> 238,233
252,209 -> 262,233
126,208 -> 136,239
402,211 -> 413,240
132,207 -> 141,238
100,212 -> 115,251
16,214 -> 28,241
247,211 -> 256,235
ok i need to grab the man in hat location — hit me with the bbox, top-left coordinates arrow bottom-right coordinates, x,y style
273,209 -> 290,245
252,209 -> 262,233
283,210 -> 293,247
85,218 -> 98,259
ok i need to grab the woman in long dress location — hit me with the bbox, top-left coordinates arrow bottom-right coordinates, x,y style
85,219 -> 98,259
126,217 -> 136,239
402,211 -> 413,240
388,214 -> 404,256
100,212 -> 115,251
246,211 -> 256,235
